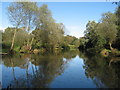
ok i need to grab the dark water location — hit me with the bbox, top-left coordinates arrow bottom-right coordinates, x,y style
1,50 -> 120,88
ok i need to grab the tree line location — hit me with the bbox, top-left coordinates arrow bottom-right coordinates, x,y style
1,2 -> 120,55
79,4 -> 120,56
2,2 -> 79,54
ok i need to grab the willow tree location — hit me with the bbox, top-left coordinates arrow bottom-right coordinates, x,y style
7,2 -> 26,50
33,4 -> 64,50
84,21 -> 104,49
115,6 -> 120,50
97,12 -> 118,50
18,2 -> 38,47
8,2 -> 38,51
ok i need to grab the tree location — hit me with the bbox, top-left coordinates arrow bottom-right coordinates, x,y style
2,27 -> 15,46
18,2 -> 38,47
15,28 -> 29,47
7,2 -> 26,50
82,20 -> 106,53
32,4 -> 64,50
2,27 -> 29,50
0,30 -> 2,53
79,37 -> 89,50
19,2 -> 37,32
97,12 -> 118,50
79,12 -> 118,52
115,6 -> 120,50
84,21 -> 98,42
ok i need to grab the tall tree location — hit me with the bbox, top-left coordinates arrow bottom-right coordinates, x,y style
33,4 -> 64,50
20,2 -> 37,32
7,2 -> 26,50
97,12 -> 118,50
84,21 -> 99,48
115,6 -> 120,50
18,2 -> 38,47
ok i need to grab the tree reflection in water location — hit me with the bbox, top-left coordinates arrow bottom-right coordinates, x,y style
79,52 -> 120,88
2,50 -> 79,88
2,50 -> 120,88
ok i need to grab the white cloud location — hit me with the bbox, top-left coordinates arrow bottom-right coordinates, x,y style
0,27 -> 5,32
66,25 -> 85,38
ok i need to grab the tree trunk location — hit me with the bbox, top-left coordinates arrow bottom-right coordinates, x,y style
27,39 -> 29,47
29,37 -> 34,50
27,25 -> 30,47
109,42 -> 113,50
10,28 -> 17,50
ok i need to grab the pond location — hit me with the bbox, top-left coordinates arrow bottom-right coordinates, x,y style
1,50 -> 120,88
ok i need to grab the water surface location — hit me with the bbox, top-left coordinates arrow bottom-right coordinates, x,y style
1,50 -> 120,88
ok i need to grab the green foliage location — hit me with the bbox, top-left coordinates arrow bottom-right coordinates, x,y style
2,27 -> 14,45
4,2 -> 120,54
0,30 -> 2,44
13,46 -> 21,52
7,2 -> 26,27
79,12 -> 119,53
32,4 -> 65,51
97,12 -> 118,47
79,37 -> 88,50
68,45 -> 75,50
2,49 -> 9,53
18,2 -> 37,32
84,21 -> 98,41
83,21 -> 106,51
114,7 -> 120,50
63,35 -> 79,48
3,27 -> 29,47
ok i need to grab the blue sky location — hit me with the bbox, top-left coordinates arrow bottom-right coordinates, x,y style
1,2 -> 117,38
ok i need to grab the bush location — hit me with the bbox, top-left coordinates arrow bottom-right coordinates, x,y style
13,46 -> 20,52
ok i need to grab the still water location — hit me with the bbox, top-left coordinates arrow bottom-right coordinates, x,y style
1,50 -> 120,88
